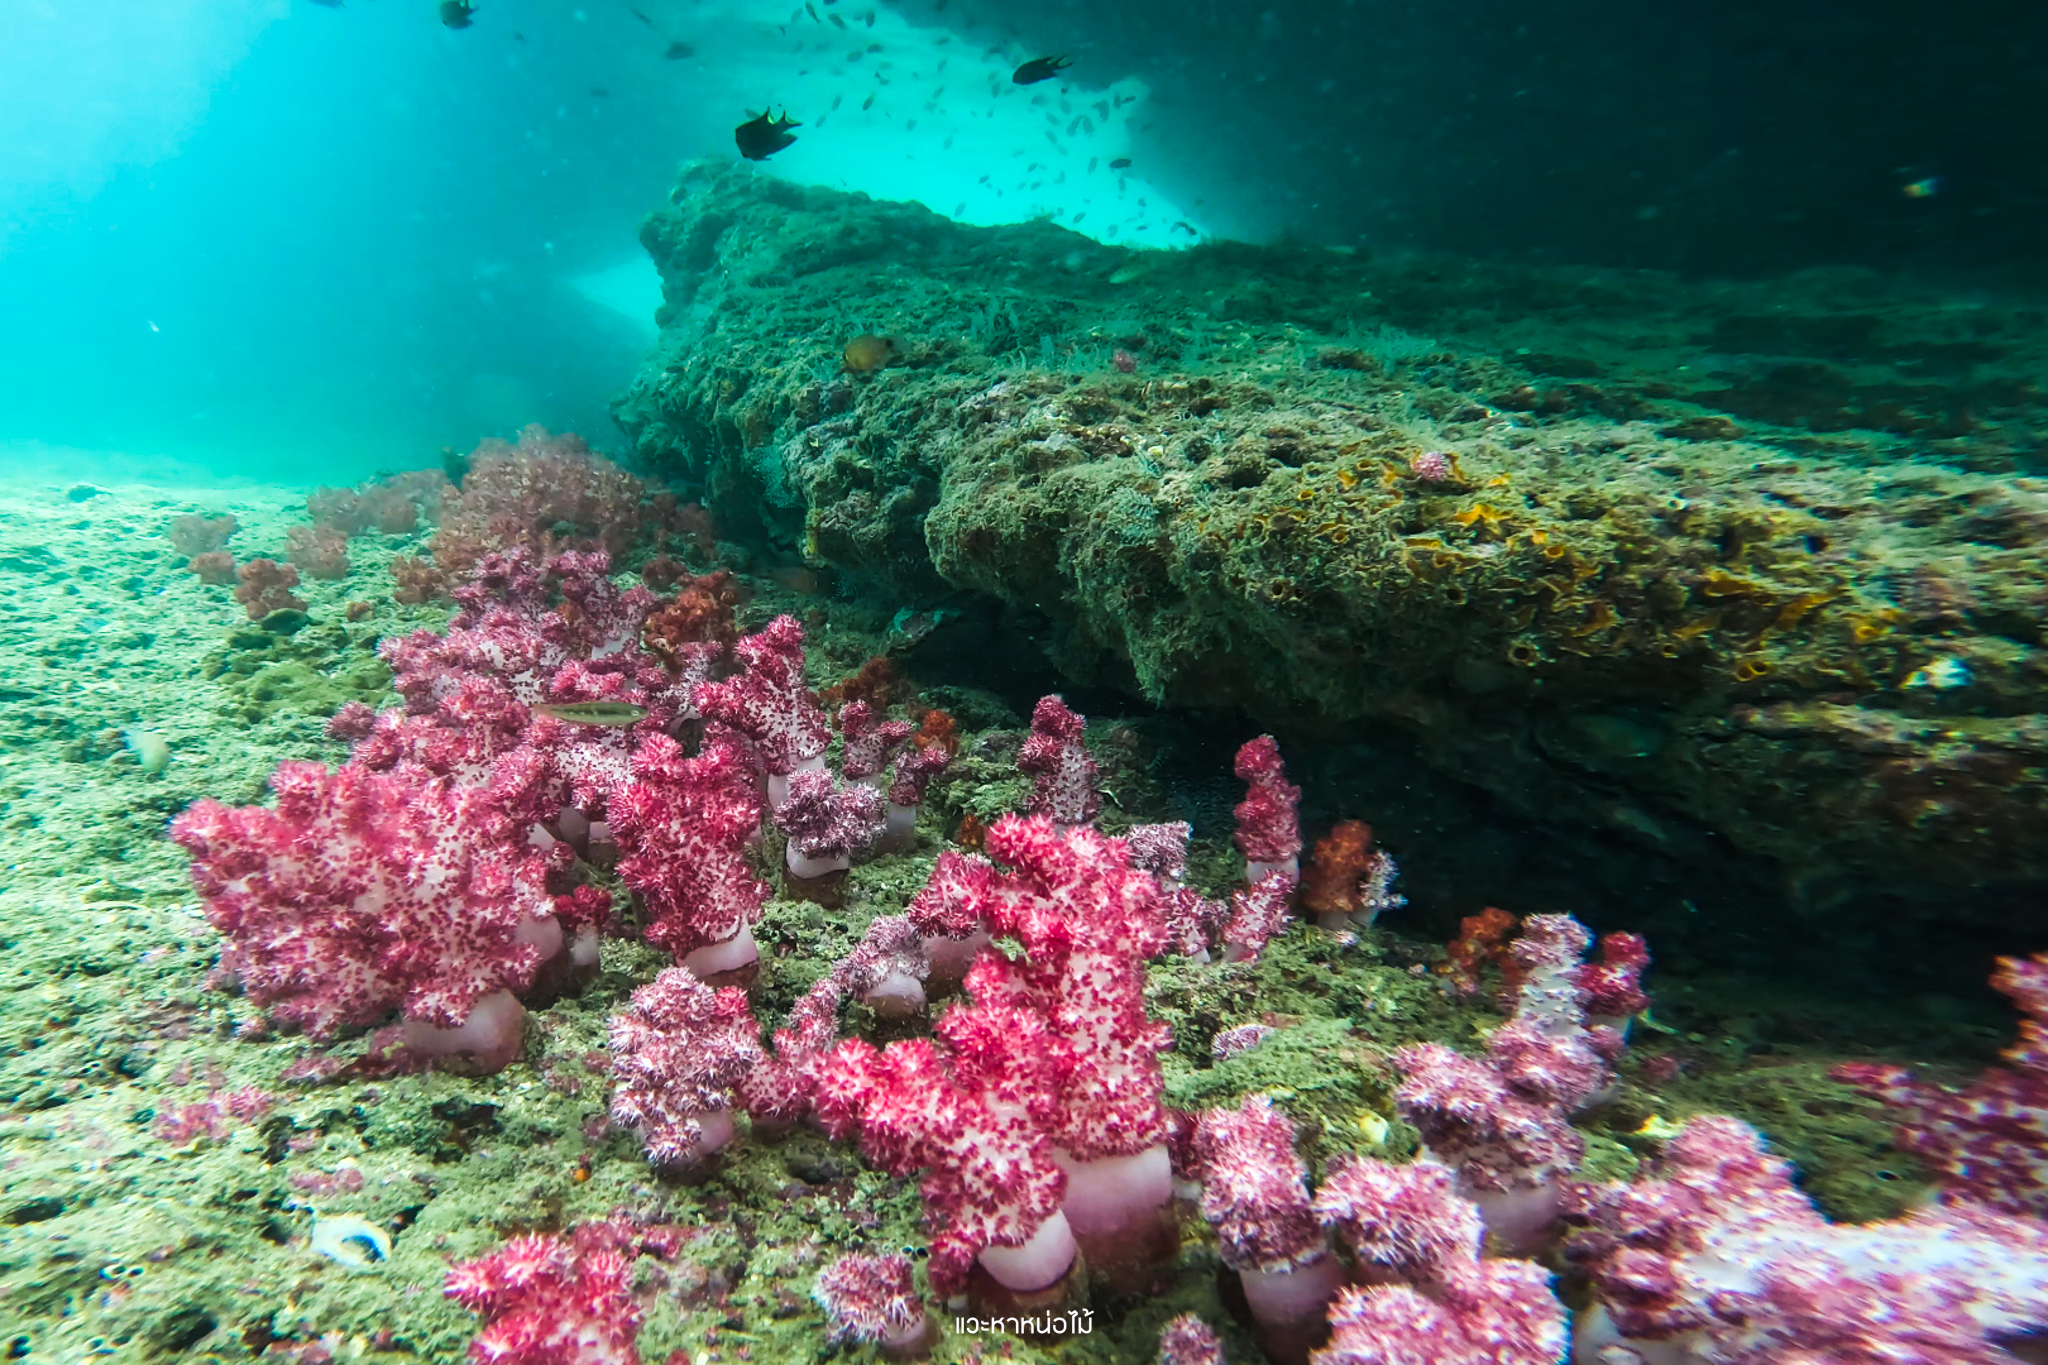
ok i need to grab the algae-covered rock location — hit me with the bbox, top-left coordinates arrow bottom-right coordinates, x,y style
617,162 -> 2048,960
204,622 -> 391,725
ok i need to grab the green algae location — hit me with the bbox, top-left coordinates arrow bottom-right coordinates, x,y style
205,625 -> 392,727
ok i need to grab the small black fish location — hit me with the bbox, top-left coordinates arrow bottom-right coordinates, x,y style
629,6 -> 654,26
1012,55 -> 1071,85
735,108 -> 800,160
591,86 -> 611,97
307,0 -> 344,8
664,40 -> 694,59
439,0 -> 476,28
1109,157 -> 1131,169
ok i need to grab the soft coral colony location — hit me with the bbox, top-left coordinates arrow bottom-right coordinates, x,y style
167,497 -> 2048,1364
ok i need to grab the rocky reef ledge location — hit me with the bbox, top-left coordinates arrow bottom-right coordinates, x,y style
615,161 -> 2048,981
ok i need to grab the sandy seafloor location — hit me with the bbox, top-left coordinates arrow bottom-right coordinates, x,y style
0,460 -> 1999,1365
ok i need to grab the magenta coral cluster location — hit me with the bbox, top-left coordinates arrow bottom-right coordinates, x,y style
1567,1114 -> 2048,1362
169,760 -> 577,1065
444,1219 -> 677,1365
839,699 -> 914,781
1576,930 -> 1651,1023
1312,1157 -> 1564,1365
1017,694 -> 1100,826
1392,914 -> 1630,1251
357,547 -> 693,815
170,546 -> 771,1069
163,501 -> 2048,1365
1184,1094 -> 1565,1365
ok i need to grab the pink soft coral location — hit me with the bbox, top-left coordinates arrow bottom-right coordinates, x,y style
171,760 -> 569,1068
608,732 -> 768,973
1832,952 -> 2048,1217
607,968 -> 762,1169
444,1221 -> 649,1365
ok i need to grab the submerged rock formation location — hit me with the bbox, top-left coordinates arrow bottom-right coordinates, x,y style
616,161 -> 2048,977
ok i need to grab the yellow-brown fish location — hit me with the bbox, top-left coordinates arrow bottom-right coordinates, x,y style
841,334 -> 901,373
533,701 -> 648,727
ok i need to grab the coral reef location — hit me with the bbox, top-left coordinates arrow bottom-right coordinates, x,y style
14,175 -> 2048,1365
1,480 -> 2036,1364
